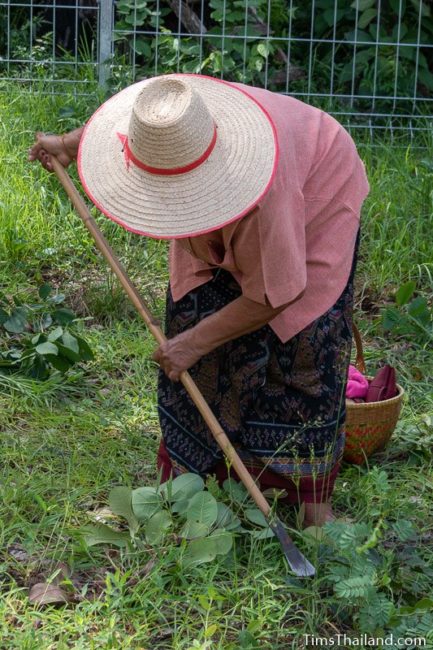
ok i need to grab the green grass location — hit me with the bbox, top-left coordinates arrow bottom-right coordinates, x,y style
1,84 -> 433,649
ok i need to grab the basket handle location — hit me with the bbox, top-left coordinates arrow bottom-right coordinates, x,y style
353,322 -> 367,374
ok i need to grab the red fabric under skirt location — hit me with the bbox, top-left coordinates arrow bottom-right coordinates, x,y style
157,439 -> 340,504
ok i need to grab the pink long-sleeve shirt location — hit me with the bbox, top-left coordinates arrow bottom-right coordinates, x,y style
169,83 -> 370,343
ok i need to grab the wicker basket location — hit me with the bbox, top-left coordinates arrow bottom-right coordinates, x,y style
343,324 -> 405,465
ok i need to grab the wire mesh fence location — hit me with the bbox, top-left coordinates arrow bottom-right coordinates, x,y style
1,0 -> 432,140
0,0 -> 99,92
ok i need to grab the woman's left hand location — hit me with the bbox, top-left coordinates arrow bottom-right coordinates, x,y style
152,331 -> 205,381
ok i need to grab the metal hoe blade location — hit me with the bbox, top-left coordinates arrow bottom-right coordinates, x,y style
270,518 -> 315,577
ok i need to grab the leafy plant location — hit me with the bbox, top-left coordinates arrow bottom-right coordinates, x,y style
107,0 -> 433,115
0,283 -> 94,380
381,281 -> 432,344
308,466 -> 433,637
82,473 -> 277,568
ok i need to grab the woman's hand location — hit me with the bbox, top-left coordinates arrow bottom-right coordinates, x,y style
28,127 -> 84,171
153,294 -> 293,381
152,330 -> 207,381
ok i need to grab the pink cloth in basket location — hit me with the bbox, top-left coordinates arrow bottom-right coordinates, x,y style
346,365 -> 369,399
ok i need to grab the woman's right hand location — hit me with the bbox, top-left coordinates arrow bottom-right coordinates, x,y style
28,127 -> 84,172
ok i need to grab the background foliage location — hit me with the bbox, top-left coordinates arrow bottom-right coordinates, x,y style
1,0 -> 433,118
112,0 -> 433,109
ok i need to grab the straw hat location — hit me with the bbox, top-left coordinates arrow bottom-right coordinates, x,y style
78,74 -> 279,239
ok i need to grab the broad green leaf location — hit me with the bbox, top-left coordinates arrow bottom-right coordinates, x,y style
257,41 -> 271,58
254,57 -> 264,72
145,510 -> 172,545
38,284 -> 52,300
171,497 -> 191,515
132,40 -> 151,56
180,520 -> 210,540
48,326 -> 63,342
222,478 -> 250,505
49,355 -> 74,372
395,280 -> 416,306
109,486 -> 139,533
52,308 -> 75,325
183,537 -> 217,567
358,7 -> 377,28
389,0 -> 406,14
209,529 -> 233,555
132,486 -> 162,521
409,0 -> 431,18
322,7 -> 346,26
35,342 -> 59,356
82,523 -> 129,548
0,308 -> 8,324
381,306 -> 401,331
351,0 -> 375,10
162,473 -> 204,502
41,313 -> 53,329
418,67 -> 433,91
50,293 -> 66,304
3,309 -> 27,334
62,331 -> 79,354
344,28 -> 371,43
250,527 -> 274,540
56,342 -> 80,363
186,492 -> 218,527
76,336 -> 94,361
215,502 -> 240,529
412,598 -> 433,611
408,297 -> 431,325
28,355 -> 50,380
245,508 -> 268,528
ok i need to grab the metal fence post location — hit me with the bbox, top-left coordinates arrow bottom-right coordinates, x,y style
98,0 -> 113,88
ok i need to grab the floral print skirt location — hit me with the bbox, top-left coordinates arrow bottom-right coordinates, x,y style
157,234 -> 359,504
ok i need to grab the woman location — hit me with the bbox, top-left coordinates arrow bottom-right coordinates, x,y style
29,74 -> 369,527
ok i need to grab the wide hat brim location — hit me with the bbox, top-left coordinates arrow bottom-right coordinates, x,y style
78,74 -> 279,239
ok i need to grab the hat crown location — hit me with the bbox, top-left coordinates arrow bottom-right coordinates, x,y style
128,77 -> 215,170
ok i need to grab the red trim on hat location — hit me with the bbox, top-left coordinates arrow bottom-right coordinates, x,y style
77,73 -> 279,240
116,125 -> 217,175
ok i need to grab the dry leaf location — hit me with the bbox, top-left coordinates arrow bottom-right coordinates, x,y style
7,544 -> 29,563
29,582 -> 71,606
142,558 -> 156,577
